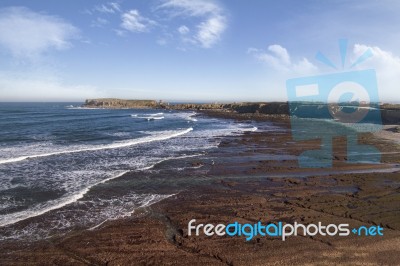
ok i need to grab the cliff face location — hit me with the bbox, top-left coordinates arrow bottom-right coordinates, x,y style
83,98 -> 161,109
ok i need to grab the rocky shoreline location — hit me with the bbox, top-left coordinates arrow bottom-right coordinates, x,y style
83,98 -> 400,125
1,111 -> 399,265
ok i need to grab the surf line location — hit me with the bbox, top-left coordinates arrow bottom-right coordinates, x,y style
0,170 -> 130,228
0,128 -> 194,165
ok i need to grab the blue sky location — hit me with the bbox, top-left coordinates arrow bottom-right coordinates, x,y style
0,0 -> 399,102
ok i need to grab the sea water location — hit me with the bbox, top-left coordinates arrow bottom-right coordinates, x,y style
0,103 -> 256,240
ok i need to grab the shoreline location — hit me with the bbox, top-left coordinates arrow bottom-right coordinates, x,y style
1,112 -> 399,264
81,98 -> 400,125
373,125 -> 400,145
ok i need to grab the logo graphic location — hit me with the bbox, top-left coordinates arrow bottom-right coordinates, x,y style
188,218 -> 384,241
286,39 -> 382,168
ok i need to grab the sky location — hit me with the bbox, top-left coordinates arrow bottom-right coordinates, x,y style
0,0 -> 399,102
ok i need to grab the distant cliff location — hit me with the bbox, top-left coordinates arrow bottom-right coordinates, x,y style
83,98 -> 162,109
82,99 -> 288,114
83,99 -> 400,124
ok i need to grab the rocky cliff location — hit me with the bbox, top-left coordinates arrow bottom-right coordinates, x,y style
83,98 -> 162,109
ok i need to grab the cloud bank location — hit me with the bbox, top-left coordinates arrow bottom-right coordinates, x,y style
0,7 -> 79,59
158,0 -> 227,48
120,9 -> 156,33
249,43 -> 400,102
87,0 -> 227,49
248,44 -> 317,75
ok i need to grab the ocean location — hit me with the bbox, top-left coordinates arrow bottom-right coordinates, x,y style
0,103 -> 257,241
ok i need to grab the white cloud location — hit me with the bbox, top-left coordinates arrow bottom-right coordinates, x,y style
268,45 -> 290,65
91,17 -> 109,28
0,7 -> 79,59
352,44 -> 400,102
159,0 -> 222,17
109,2 -> 121,12
196,15 -> 226,48
95,5 -> 114,14
248,44 -> 317,74
178,25 -> 190,35
0,71 -> 102,101
159,0 -> 227,48
249,43 -> 400,102
94,2 -> 121,14
120,10 -> 156,33
85,0 -> 227,48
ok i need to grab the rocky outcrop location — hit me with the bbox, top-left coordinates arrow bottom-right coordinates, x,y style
82,99 -> 289,115
83,98 -> 163,109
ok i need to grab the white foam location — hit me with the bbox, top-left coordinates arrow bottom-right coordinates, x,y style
87,193 -> 174,231
87,218 -> 109,231
0,170 -> 129,227
187,116 -> 198,122
131,113 -> 163,119
0,127 -> 193,165
134,116 -> 164,120
148,116 -> 164,120
66,106 -> 102,110
242,126 -> 258,132
186,112 -> 198,121
176,164 -> 204,171
131,115 -> 165,121
0,192 -> 174,240
138,153 -> 203,171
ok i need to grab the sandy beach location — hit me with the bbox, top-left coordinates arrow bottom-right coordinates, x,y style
0,112 -> 399,265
